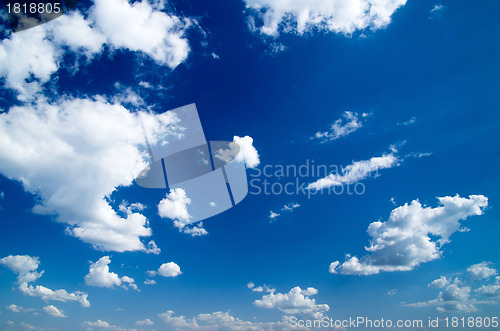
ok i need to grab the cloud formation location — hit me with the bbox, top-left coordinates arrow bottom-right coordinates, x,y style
0,255 -> 90,307
148,262 -> 182,278
245,0 -> 408,37
330,195 -> 488,275
313,111 -> 367,142
0,97 -> 184,252
84,256 -> 138,290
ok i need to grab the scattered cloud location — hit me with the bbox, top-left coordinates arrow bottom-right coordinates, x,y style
147,262 -> 182,278
405,263 -> 500,312
397,116 -> 416,126
245,0 -> 408,37
253,286 -> 329,318
6,304 -> 32,313
313,111 -> 367,143
145,240 -> 161,255
136,318 -> 154,326
330,195 -> 488,275
0,97 -> 186,252
144,279 -> 157,285
84,319 -> 112,328
248,282 -> 276,293
269,202 -> 300,222
467,262 -> 498,280
84,256 -> 138,290
43,305 -> 67,318
307,152 -> 399,190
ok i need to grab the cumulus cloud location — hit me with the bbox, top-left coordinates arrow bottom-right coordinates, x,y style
145,240 -> 161,255
158,310 -> 295,330
84,256 -> 138,290
253,286 -> 329,318
245,0 -> 408,37
84,319 -> 112,328
43,305 -> 67,318
0,0 -> 192,99
405,263 -> 500,312
313,111 -> 367,142
1,255 -> 89,307
330,195 -> 488,275
148,262 -> 182,278
6,304 -> 27,313
467,262 -> 498,280
307,153 -> 399,190
0,97 -> 185,252
215,135 -> 261,169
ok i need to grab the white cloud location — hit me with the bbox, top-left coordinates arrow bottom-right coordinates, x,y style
233,136 -> 260,168
313,111 -> 366,142
0,97 -> 185,252
145,240 -> 161,255
397,116 -> 416,126
84,256 -> 138,290
245,0 -> 408,37
467,262 -> 497,280
0,0 -> 193,99
405,264 -> 500,312
0,255 -> 43,284
43,305 -> 67,318
159,310 -> 295,330
269,202 -> 300,222
148,262 -> 182,278
386,289 -> 397,296
253,286 -> 329,318
330,195 -> 488,275
181,223 -> 209,237
136,318 -> 154,326
307,153 -> 399,190
6,304 -> 25,313
249,283 -> 275,293
90,0 -> 191,67
144,279 -> 157,285
19,282 -> 90,307
84,319 -> 112,328
158,188 -> 192,227
429,4 -> 444,19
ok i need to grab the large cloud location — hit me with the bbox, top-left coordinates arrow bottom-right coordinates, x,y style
0,0 -> 192,99
0,255 -> 90,307
245,0 -> 408,37
0,97 -> 184,252
330,195 -> 488,275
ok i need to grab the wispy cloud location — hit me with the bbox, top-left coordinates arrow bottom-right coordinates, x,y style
312,111 -> 368,143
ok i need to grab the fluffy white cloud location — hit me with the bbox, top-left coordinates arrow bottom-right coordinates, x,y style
6,304 -> 24,313
0,255 -> 43,284
43,305 -> 67,318
0,0 -> 192,99
467,262 -> 498,280
145,240 -> 161,255
1,255 -> 89,307
330,195 -> 488,275
0,97 -> 185,252
405,264 -> 500,312
313,111 -> 367,142
84,319 -> 112,328
144,279 -> 157,285
253,286 -> 329,318
84,256 -> 138,290
307,153 -> 399,190
248,282 -> 275,293
148,262 -> 182,278
136,318 -> 154,326
245,0 -> 408,37
19,282 -> 90,307
182,223 -> 209,237
158,188 -> 192,225
158,310 -> 295,330
233,136 -> 260,168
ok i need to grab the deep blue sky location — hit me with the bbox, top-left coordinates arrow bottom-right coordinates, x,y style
0,0 -> 499,329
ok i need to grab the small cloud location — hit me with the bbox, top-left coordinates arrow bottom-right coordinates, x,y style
429,4 -> 445,19
84,256 -> 138,291
144,279 -> 157,285
397,117 -> 416,126
145,240 -> 161,255
386,289 -> 398,296
269,202 -> 300,222
148,262 -> 182,278
313,111 -> 367,143
43,305 -> 67,318
211,52 -> 220,59
136,318 -> 154,326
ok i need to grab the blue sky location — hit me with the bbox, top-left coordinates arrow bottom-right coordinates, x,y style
0,0 -> 499,330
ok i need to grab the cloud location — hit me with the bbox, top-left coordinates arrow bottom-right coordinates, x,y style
148,262 -> 182,278
397,116 -> 416,126
181,223 -> 209,237
253,286 -> 329,318
145,240 -> 161,255
476,277 -> 500,298
84,256 -> 138,290
6,304 -> 26,313
158,310 -> 294,330
0,97 -> 185,252
158,188 -> 192,225
269,202 -> 300,222
144,279 -> 157,285
405,263 -> 500,312
307,153 -> 399,190
245,0 -> 408,37
467,262 -> 498,280
2,255 -> 89,307
136,318 -> 154,326
43,305 -> 67,318
429,4 -> 445,19
330,195 -> 488,275
0,0 -> 193,99
313,111 -> 367,142
215,136 -> 261,169
84,319 -> 112,328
